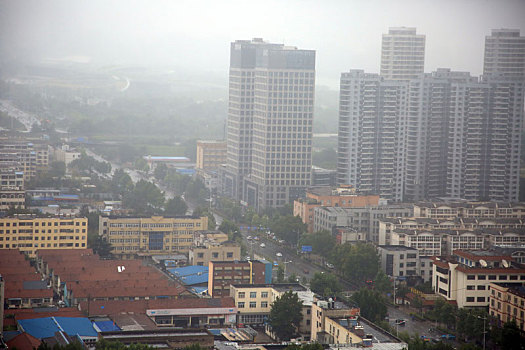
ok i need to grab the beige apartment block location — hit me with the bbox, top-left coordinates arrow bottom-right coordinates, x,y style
489,282 -> 525,331
99,215 -> 208,259
189,241 -> 240,266
0,216 -> 87,257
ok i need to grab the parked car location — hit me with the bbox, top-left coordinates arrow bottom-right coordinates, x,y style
260,243 -> 266,248
276,252 -> 283,257
441,334 -> 456,340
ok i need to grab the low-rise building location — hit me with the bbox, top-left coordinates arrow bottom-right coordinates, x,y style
378,245 -> 419,279
314,205 -> 412,243
489,283 -> 525,331
99,215 -> 208,259
189,241 -> 241,266
294,186 -> 380,233
432,249 -> 525,308
196,140 -> 227,171
230,283 -> 313,338
0,166 -> 25,211
0,215 -> 87,257
208,260 -> 271,297
414,201 -> 525,219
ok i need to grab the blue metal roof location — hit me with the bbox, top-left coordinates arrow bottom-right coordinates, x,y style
168,265 -> 208,277
93,320 -> 120,332
18,317 -> 97,339
180,273 -> 208,286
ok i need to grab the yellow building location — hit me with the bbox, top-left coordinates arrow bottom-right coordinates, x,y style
99,215 -> 208,258
230,283 -> 313,338
189,241 -> 241,266
0,216 -> 88,257
196,140 -> 227,171
310,299 -> 362,345
489,282 -> 525,332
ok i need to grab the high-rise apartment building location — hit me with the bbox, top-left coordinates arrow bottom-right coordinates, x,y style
483,29 -> 525,79
221,38 -> 315,210
380,27 -> 425,81
337,67 -> 524,202
337,70 -> 407,201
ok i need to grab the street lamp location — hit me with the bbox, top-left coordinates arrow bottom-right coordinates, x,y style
477,315 -> 487,350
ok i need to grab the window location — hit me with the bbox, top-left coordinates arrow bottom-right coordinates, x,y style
249,302 -> 256,308
261,302 -> 268,308
477,297 -> 485,302
197,253 -> 204,258
477,285 -> 486,290
238,302 -> 245,308
478,275 -> 486,280
466,297 -> 475,302
488,275 -> 496,280
261,292 -> 268,298
227,252 -> 233,258
238,292 -> 245,298
467,285 -> 475,290
250,292 -> 257,298
212,252 -> 219,258
467,275 -> 475,280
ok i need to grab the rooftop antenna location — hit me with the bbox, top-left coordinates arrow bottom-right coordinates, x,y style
479,259 -> 488,268
502,259 -> 510,268
117,265 -> 126,273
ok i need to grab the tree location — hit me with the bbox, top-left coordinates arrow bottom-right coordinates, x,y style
219,219 -> 239,235
373,270 -> 392,294
193,207 -> 216,230
165,196 -> 188,216
122,180 -> 164,214
298,230 -> 336,257
287,272 -> 298,283
275,265 -> 285,283
330,242 -> 379,283
268,290 -> 303,341
494,320 -> 525,350
271,215 -> 307,246
49,161 -> 66,178
111,169 -> 134,195
154,163 -> 168,180
351,287 -> 387,322
310,272 -> 342,297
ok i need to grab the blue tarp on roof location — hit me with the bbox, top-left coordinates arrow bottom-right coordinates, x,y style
168,265 -> 208,277
180,273 -> 208,285
18,317 -> 97,339
93,320 -> 120,332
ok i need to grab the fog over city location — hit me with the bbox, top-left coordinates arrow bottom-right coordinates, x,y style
1,0 -> 524,87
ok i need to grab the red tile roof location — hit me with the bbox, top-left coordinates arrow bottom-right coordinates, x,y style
79,297 -> 235,316
6,332 -> 41,350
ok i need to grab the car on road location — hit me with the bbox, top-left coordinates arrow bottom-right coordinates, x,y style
394,319 -> 406,326
326,262 -> 335,269
260,243 -> 266,248
276,252 -> 283,257
441,334 -> 455,340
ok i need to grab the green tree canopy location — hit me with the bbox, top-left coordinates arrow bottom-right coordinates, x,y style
310,272 -> 342,297
269,290 -> 303,341
298,230 -> 336,257
122,180 -> 164,214
330,242 -> 379,282
165,196 -> 188,216
271,215 -> 307,246
154,163 -> 168,180
351,287 -> 387,323
111,169 -> 134,195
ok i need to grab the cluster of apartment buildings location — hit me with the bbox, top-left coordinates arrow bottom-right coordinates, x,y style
209,28 -> 525,210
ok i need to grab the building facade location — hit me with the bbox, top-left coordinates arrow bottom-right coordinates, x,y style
0,216 -> 87,257
196,140 -> 227,171
208,260 -> 271,297
221,38 -> 316,210
99,215 -> 208,258
378,245 -> 419,279
293,186 -> 380,233
432,250 -> 525,308
314,205 -> 413,243
483,29 -> 525,79
189,241 -> 241,266
0,166 -> 25,210
380,27 -> 426,81
489,283 -> 525,332
230,283 -> 313,337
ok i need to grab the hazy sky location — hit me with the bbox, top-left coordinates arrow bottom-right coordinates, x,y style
1,0 -> 524,87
